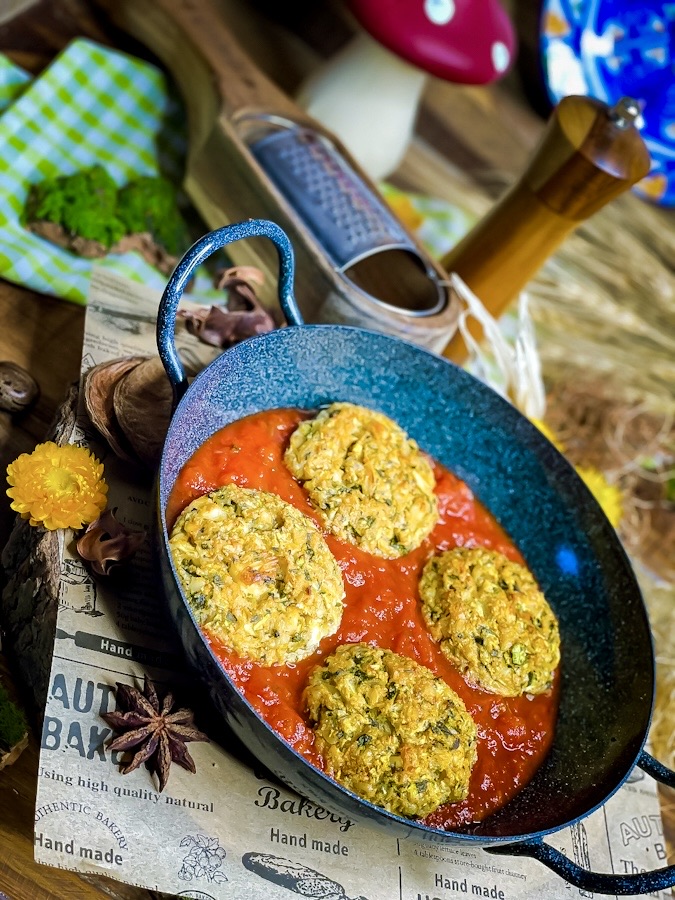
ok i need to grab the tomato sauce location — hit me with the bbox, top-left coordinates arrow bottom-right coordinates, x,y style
167,408 -> 559,829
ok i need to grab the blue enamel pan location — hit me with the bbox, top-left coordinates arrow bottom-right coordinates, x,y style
157,220 -> 675,895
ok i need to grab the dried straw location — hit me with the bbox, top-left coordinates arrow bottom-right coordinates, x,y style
514,190 -> 675,413
636,566 -> 675,771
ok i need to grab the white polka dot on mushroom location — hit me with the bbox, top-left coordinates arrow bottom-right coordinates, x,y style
492,41 -> 510,73
424,0 -> 455,26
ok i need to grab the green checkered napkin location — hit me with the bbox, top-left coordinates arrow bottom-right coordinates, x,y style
0,39 -> 218,305
0,56 -> 31,113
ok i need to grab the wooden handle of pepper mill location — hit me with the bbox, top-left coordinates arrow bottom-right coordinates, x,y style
441,95 -> 652,364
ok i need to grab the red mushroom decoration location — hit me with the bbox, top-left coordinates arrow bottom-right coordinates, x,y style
297,0 -> 517,179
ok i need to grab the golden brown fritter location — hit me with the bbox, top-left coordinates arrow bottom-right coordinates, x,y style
284,403 -> 438,558
169,485 -> 345,666
419,547 -> 560,696
304,643 -> 477,818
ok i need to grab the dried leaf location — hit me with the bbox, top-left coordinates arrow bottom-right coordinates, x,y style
214,265 -> 265,305
179,302 -> 275,348
178,265 -> 275,348
216,265 -> 265,291
76,508 -> 146,576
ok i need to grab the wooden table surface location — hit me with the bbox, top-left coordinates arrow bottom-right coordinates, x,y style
0,1 -> 672,898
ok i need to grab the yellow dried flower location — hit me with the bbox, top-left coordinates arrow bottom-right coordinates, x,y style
530,418 -> 567,453
6,442 -> 108,530
575,465 -> 623,528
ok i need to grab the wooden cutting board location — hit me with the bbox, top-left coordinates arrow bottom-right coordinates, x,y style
93,0 -> 461,352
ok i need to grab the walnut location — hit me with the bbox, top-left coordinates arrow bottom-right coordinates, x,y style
0,362 -> 39,414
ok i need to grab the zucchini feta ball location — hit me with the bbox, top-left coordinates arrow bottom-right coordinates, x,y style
284,403 -> 438,558
419,547 -> 560,696
304,643 -> 477,817
170,485 -> 345,666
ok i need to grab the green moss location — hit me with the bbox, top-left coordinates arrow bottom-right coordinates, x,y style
0,682 -> 28,752
24,175 -> 65,224
24,165 -> 186,255
117,175 -> 187,256
25,165 -> 126,248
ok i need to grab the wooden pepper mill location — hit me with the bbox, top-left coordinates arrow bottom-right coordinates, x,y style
441,95 -> 652,363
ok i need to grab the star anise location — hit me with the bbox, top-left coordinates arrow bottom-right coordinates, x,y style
102,675 -> 209,792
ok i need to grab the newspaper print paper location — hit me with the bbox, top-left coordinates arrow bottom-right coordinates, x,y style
33,268 -> 671,898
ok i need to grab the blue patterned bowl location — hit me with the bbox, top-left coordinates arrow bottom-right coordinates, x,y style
157,220 -> 675,895
540,0 -> 675,206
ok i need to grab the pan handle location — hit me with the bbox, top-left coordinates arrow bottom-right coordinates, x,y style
157,219 -> 304,404
488,751 -> 675,895
487,840 -> 675,895
638,749 -> 675,787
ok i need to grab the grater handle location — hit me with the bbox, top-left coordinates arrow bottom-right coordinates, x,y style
157,220 -> 302,406
94,0 -> 313,148
95,0 -> 461,350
